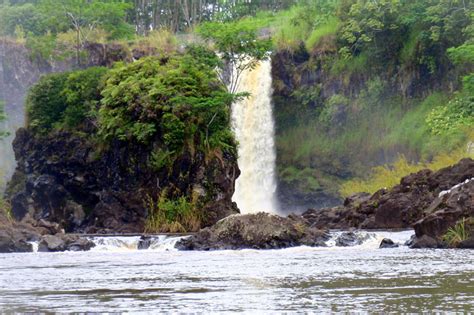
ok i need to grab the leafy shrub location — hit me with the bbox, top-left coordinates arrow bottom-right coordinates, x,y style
27,72 -> 69,132
144,194 -> 200,233
426,95 -> 474,135
98,56 -> 235,154
149,148 -> 174,172
61,67 -> 108,128
26,67 -> 108,133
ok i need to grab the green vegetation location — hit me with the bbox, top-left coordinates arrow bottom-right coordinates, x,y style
0,198 -> 13,221
0,101 -> 7,139
197,20 -> 272,93
25,46 -> 240,231
443,218 -> 472,247
7,0 -> 474,206
268,0 -> 474,200
144,194 -> 200,233
340,148 -> 474,197
98,54 -> 235,155
26,67 -> 107,133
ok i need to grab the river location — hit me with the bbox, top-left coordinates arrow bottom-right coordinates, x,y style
0,230 -> 473,313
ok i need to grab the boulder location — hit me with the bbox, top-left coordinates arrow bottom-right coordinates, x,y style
335,232 -> 369,247
413,181 -> 474,240
137,235 -> 153,250
176,213 -> 329,250
458,237 -> 474,249
38,234 -> 95,252
404,234 -> 416,247
379,238 -> 399,248
410,235 -> 443,249
302,158 -> 474,231
0,230 -> 32,253
67,238 -> 95,251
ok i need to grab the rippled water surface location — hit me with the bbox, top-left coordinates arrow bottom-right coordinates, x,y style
0,230 -> 473,313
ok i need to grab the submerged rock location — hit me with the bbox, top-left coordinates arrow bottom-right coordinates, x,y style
379,238 -> 399,248
175,212 -> 329,251
137,235 -> 153,250
404,235 -> 416,247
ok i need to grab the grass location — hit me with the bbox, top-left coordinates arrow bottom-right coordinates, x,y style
305,17 -> 339,52
276,86 -> 473,199
130,29 -> 178,55
339,148 -> 473,197
144,194 -> 201,233
443,218 -> 472,247
0,197 -> 13,221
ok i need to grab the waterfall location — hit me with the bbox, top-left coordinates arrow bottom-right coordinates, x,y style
231,59 -> 278,214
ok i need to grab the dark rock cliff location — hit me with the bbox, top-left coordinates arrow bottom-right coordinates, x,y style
8,128 -> 239,233
0,40 -> 133,189
302,158 -> 474,236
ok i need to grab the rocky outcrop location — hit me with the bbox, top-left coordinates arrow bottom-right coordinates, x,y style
302,158 -> 474,232
7,128 -> 239,233
38,234 -> 95,252
175,212 -> 329,250
0,207 -> 39,253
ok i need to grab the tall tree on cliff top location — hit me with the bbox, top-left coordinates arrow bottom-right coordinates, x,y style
198,21 -> 272,94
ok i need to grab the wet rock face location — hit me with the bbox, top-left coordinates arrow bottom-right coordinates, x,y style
379,238 -> 399,249
335,232 -> 369,247
8,129 -> 240,234
175,213 -> 330,251
0,230 -> 33,253
0,209 -> 40,253
302,158 -> 474,232
413,181 -> 474,239
38,234 -> 95,252
409,235 -> 443,249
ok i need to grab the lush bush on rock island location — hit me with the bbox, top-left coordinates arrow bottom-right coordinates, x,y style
8,48 -> 240,234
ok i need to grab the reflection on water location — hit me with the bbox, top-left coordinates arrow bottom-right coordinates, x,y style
0,230 -> 473,313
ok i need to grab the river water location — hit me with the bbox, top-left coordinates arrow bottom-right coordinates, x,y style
0,230 -> 473,313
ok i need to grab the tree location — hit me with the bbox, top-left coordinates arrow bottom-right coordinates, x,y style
36,0 -> 133,64
338,0 -> 402,59
198,21 -> 272,94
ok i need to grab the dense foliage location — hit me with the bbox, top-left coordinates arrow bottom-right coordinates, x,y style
9,0 -> 474,204
224,0 -> 474,200
98,55 -> 235,153
26,67 -> 107,132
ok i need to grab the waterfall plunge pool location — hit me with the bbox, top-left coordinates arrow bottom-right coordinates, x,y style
0,230 -> 473,313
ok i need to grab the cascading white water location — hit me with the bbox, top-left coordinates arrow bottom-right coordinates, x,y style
231,59 -> 278,214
